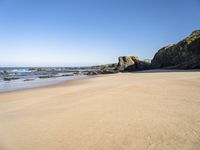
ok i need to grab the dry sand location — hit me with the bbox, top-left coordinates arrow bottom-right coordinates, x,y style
0,71 -> 200,150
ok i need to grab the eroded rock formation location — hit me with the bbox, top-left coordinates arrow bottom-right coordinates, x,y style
151,30 -> 200,69
116,56 -> 151,71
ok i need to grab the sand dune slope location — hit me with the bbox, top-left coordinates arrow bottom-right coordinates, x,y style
0,72 -> 200,150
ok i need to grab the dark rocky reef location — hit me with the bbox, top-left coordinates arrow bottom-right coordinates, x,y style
85,63 -> 118,75
0,70 -> 9,75
151,30 -> 200,69
24,79 -> 35,81
4,77 -> 20,81
39,75 -> 57,79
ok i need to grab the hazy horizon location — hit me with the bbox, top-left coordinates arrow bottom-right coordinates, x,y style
0,0 -> 200,67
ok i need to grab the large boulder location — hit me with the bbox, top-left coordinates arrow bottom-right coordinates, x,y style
117,56 -> 151,71
151,30 -> 200,69
117,56 -> 139,71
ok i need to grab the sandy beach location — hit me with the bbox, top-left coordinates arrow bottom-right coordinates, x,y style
0,71 -> 200,150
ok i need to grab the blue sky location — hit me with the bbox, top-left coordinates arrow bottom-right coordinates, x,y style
0,0 -> 199,67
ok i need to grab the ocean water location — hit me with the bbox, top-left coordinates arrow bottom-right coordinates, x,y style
0,67 -> 90,92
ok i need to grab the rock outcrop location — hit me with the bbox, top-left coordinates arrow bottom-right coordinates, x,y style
151,30 -> 200,69
100,64 -> 118,74
4,77 -> 20,81
86,63 -> 118,75
83,28 -> 200,75
117,56 -> 139,71
116,56 -> 151,71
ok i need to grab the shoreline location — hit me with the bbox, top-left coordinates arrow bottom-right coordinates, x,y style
1,69 -> 199,94
0,75 -> 91,94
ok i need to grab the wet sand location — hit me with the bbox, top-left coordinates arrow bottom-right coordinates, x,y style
0,71 -> 200,150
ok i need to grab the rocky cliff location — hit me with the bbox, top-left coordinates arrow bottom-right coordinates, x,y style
87,29 -> 200,75
151,30 -> 200,69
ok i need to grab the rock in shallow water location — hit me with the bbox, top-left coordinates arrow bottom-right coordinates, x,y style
23,79 -> 35,81
4,77 -> 20,81
39,75 -> 57,79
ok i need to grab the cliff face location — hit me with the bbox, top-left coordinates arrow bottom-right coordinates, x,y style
151,30 -> 200,69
